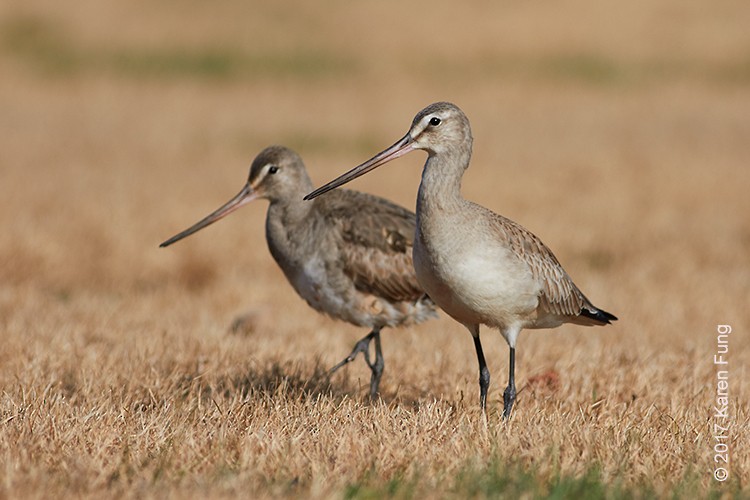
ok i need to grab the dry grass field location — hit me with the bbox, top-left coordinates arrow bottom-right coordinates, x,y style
1,0 -> 749,497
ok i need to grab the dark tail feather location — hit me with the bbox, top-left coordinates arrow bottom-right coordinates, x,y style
579,306 -> 618,325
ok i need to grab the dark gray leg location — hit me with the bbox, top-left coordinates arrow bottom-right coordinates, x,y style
328,328 -> 384,399
328,329 -> 377,374
368,330 -> 384,400
502,347 -> 516,419
472,331 -> 490,412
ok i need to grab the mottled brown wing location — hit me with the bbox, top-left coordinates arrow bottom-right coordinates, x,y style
322,190 -> 425,303
489,211 -> 590,317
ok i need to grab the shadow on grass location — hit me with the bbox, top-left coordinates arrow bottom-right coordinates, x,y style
215,358 -> 347,401
118,358 -> 358,415
192,357 -> 450,410
118,352 -> 446,416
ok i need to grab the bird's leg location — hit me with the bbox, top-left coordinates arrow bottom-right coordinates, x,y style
328,330 -> 377,375
328,329 -> 385,400
472,329 -> 490,413
368,330 -> 385,400
502,347 -> 516,419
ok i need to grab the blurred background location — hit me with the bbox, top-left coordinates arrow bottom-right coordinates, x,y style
1,0 -> 748,388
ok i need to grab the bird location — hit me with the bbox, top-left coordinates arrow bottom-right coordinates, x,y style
160,145 -> 437,400
304,102 -> 617,418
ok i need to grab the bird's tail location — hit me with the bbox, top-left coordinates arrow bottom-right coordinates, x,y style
578,306 -> 618,325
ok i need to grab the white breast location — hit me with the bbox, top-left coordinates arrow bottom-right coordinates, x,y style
414,218 -> 540,331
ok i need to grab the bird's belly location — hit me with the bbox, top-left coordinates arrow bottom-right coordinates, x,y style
285,256 -> 425,329
285,257 -> 344,315
414,231 -> 540,329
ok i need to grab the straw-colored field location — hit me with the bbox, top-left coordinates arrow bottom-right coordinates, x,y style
1,0 -> 748,497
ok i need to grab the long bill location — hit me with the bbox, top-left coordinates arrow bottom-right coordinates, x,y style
159,183 -> 257,247
304,134 -> 415,201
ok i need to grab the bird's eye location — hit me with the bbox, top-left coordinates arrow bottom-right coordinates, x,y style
268,165 -> 279,174
429,117 -> 441,126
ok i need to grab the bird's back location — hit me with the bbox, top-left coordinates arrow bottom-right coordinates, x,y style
482,204 -> 616,328
414,197 -> 614,331
267,188 -> 437,329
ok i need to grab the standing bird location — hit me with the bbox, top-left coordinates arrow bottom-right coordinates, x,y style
305,103 -> 617,418
160,145 -> 437,399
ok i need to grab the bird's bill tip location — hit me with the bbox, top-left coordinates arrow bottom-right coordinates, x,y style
159,183 -> 257,248
304,134 -> 414,201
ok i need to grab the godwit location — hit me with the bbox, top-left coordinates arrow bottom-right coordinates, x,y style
305,102 -> 617,418
160,146 -> 437,399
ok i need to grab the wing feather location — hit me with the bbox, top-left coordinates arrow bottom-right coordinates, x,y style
320,190 -> 426,303
488,212 -> 589,317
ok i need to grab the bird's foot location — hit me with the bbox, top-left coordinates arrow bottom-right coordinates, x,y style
478,364 -> 490,414
329,331 -> 384,401
368,341 -> 384,401
502,384 -> 516,419
328,334 -> 374,375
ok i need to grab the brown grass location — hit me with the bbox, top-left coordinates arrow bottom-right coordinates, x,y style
1,0 -> 748,497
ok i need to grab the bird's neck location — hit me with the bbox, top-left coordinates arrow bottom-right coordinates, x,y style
267,190 -> 313,231
416,148 -> 470,217
265,193 -> 315,273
